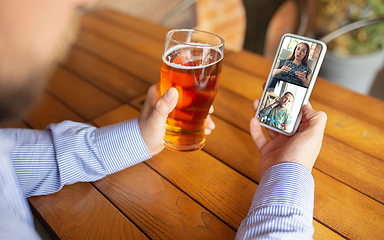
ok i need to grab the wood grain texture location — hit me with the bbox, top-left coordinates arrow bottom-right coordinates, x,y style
75,30 -> 161,84
25,92 -> 84,129
92,9 -> 169,43
146,149 -> 256,230
63,47 -> 150,102
29,182 -> 149,240
315,136 -> 384,204
81,14 -> 164,60
312,101 -> 384,160
90,9 -> 235,57
313,170 -> 384,240
93,163 -> 237,240
47,67 -> 121,120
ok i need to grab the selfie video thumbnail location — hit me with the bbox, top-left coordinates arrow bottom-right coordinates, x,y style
257,80 -> 307,133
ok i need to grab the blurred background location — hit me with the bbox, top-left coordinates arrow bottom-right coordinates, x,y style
97,0 -> 384,99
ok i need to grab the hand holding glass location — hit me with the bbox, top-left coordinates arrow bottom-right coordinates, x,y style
160,29 -> 224,152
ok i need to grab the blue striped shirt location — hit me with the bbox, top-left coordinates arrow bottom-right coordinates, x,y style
236,162 -> 315,239
0,119 -> 151,239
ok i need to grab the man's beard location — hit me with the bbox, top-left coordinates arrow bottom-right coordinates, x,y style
0,11 -> 80,124
0,71 -> 46,123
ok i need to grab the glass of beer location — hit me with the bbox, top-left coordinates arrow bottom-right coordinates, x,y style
160,29 -> 224,152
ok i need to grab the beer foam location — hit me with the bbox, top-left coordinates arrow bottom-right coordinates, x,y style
163,44 -> 223,70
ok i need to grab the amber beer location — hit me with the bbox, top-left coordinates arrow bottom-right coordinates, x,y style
160,38 -> 223,152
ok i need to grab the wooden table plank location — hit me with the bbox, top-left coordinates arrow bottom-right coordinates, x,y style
147,149 -> 256,230
316,136 -> 384,204
93,163 -> 236,240
313,221 -> 345,240
81,14 -> 164,60
312,101 -> 384,160
29,183 -> 149,240
90,8 -> 235,58
313,170 -> 384,239
91,8 -> 169,43
47,67 -> 121,120
25,92 -> 85,129
75,29 -> 160,84
63,47 -> 150,102
0,120 -> 29,129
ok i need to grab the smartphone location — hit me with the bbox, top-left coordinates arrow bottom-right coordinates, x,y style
255,33 -> 327,136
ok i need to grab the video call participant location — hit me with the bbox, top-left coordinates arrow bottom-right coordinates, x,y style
272,42 -> 313,87
259,92 -> 294,132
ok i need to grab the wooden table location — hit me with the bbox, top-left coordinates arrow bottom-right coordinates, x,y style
11,8 -> 383,239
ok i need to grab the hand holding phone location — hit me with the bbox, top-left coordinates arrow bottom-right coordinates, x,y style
255,33 -> 327,136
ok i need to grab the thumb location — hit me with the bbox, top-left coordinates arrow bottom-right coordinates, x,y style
152,87 -> 178,124
139,87 -> 179,156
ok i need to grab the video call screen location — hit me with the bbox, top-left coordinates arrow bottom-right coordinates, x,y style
257,35 -> 324,133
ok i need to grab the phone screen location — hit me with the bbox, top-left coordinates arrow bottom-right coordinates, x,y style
256,34 -> 326,135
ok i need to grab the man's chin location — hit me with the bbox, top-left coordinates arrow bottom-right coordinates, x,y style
0,70 -> 47,124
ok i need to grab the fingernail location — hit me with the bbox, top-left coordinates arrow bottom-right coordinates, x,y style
165,88 -> 176,101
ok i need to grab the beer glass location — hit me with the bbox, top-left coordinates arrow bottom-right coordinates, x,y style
160,29 -> 224,152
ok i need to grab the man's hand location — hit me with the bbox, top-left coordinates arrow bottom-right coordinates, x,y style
250,99 -> 327,178
138,84 -> 215,156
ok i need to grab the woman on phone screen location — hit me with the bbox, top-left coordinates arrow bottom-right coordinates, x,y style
272,42 -> 312,87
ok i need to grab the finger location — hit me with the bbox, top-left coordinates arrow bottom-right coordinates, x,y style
283,62 -> 287,66
301,105 -> 327,134
141,84 -> 161,119
253,99 -> 260,111
205,115 -> 215,135
266,128 -> 279,139
209,105 -> 214,114
250,117 -> 268,150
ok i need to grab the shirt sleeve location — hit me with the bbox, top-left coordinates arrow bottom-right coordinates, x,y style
4,118 -> 151,198
235,162 -> 315,240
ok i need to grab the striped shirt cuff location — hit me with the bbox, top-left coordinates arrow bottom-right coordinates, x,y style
95,118 -> 152,174
251,162 -> 315,219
